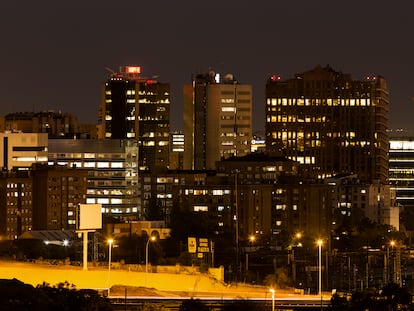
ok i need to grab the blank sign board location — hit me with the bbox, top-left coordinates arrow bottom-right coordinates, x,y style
77,204 -> 102,230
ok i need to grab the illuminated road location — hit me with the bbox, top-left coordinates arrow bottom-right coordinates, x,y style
0,260 -> 331,308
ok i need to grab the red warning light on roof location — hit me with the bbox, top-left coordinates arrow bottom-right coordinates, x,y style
126,66 -> 141,74
270,75 -> 281,81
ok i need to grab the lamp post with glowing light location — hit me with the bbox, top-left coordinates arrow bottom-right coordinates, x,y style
317,239 -> 323,302
269,288 -> 275,311
246,235 -> 256,274
292,233 -> 303,286
107,238 -> 113,296
389,240 -> 396,284
146,236 -> 156,286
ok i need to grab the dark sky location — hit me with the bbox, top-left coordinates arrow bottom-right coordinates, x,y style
1,1 -> 414,133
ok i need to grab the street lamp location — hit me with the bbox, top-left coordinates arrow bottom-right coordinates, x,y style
317,239 -> 323,300
146,236 -> 156,286
234,169 -> 239,282
249,234 -> 256,244
269,288 -> 275,311
292,233 -> 303,286
246,235 -> 256,276
107,238 -> 113,296
390,240 -> 396,284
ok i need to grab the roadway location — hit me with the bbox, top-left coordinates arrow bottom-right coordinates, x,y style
0,260 -> 331,308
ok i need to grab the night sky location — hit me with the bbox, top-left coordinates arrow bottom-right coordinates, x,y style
1,1 -> 414,133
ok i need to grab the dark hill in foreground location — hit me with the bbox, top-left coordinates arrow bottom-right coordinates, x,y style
0,278 -> 113,310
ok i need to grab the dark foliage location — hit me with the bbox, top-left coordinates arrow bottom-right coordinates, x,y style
222,299 -> 267,311
179,298 -> 210,311
0,278 -> 113,310
330,284 -> 414,311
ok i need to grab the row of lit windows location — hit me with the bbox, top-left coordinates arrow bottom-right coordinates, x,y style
52,153 -> 128,159
138,99 -> 170,104
156,193 -> 173,199
86,198 -> 124,204
104,132 -> 137,139
7,217 -> 31,222
267,115 -> 326,123
12,156 -> 48,162
273,131 -> 320,139
100,207 -> 138,214
194,206 -> 208,212
142,132 -> 169,138
54,161 -> 124,168
7,183 -> 30,188
7,191 -> 30,197
7,208 -> 31,214
89,180 -> 125,186
87,189 -> 125,195
267,98 -> 371,107
184,189 -> 231,196
141,141 -> 169,147
288,156 -> 316,164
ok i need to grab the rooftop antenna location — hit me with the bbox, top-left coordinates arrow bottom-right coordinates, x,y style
105,67 -> 116,77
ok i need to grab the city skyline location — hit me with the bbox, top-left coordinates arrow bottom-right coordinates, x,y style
1,1 -> 414,133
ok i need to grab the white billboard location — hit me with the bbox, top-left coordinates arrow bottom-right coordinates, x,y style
77,204 -> 102,230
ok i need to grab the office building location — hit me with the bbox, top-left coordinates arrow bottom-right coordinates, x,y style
169,130 -> 184,170
0,171 -> 32,239
389,137 -> 414,233
265,65 -> 389,184
216,154 -> 305,239
0,132 -> 48,171
31,164 -> 88,230
100,66 -> 170,172
48,139 -> 139,222
4,111 -> 81,138
326,174 -> 398,232
184,71 -> 252,170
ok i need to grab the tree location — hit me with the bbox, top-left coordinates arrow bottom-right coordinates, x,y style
330,293 -> 348,311
179,298 -> 209,311
222,300 -> 266,311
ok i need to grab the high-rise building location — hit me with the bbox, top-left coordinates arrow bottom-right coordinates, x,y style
389,137 -> 414,233
169,130 -> 184,170
100,66 -> 170,172
184,72 -> 252,170
265,65 -> 389,184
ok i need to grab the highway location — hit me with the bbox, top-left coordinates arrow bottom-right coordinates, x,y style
109,296 -> 330,310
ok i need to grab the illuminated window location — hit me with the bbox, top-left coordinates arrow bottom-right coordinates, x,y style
111,162 -> 123,168
194,206 -> 208,212
212,190 -> 224,195
222,107 -> 236,112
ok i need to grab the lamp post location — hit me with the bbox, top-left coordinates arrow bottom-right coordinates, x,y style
390,240 -> 396,284
234,169 -> 239,282
146,236 -> 156,286
269,288 -> 275,311
107,238 -> 113,296
246,235 -> 256,274
292,233 -> 303,286
317,239 -> 323,309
